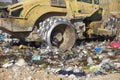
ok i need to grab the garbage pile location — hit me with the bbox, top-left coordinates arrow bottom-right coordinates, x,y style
0,38 -> 120,79
0,30 -> 11,42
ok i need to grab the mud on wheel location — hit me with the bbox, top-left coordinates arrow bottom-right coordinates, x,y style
38,17 -> 76,50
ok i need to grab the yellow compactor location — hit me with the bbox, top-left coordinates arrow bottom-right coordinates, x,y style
0,0 -> 119,50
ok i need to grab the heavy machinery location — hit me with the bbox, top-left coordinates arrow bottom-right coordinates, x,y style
87,0 -> 120,38
0,0 -> 119,50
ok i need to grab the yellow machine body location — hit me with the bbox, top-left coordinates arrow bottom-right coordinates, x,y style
1,0 -> 120,49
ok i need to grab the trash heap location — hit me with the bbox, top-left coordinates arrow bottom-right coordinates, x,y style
0,39 -> 120,79
0,30 -> 12,43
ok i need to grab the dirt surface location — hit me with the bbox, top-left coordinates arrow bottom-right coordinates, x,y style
0,39 -> 120,80
0,67 -> 119,80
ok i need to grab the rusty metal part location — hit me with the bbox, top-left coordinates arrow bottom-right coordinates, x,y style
38,17 -> 76,50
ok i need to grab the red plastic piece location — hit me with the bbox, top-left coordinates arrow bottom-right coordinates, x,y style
109,42 -> 120,48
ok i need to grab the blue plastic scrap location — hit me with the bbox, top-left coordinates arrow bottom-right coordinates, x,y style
94,46 -> 102,53
0,34 -> 5,40
58,70 -> 86,76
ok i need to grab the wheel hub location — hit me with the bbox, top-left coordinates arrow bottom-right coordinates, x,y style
38,18 -> 76,50
53,32 -> 63,42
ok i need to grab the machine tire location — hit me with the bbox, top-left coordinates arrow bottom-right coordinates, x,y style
38,17 -> 77,50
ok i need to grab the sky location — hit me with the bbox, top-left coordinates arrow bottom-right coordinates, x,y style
0,0 -> 12,2
0,0 -> 22,2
